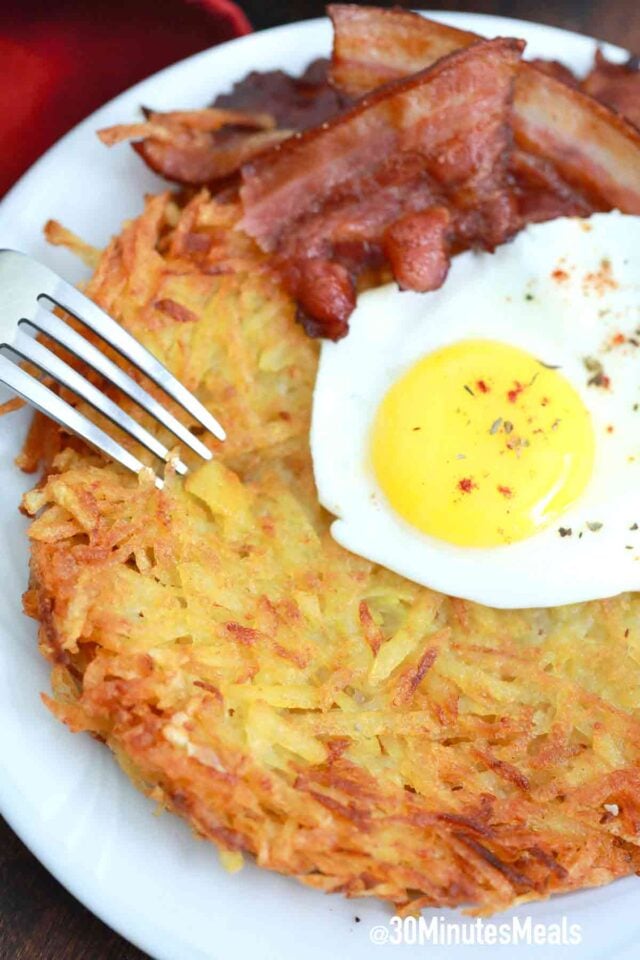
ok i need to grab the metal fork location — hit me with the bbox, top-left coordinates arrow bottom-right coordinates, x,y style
0,250 -> 225,485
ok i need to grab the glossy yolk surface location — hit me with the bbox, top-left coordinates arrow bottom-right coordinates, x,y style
371,339 -> 595,546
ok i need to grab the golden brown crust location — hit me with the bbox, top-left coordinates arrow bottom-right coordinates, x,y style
22,191 -> 640,915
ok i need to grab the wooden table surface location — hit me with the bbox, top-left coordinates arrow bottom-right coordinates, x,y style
2,1 -> 639,958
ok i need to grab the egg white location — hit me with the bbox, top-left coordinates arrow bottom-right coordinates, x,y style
311,213 -> 640,608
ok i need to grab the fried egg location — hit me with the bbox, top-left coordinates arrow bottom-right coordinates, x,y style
311,213 -> 640,608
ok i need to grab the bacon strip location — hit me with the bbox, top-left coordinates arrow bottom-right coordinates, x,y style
240,38 -> 522,338
98,107 -> 276,145
528,58 -> 579,88
132,129 -> 291,186
212,59 -> 352,132
98,108 -> 290,187
509,150 -> 592,223
583,51 -> 640,129
514,65 -> 640,212
328,5 -> 640,215
241,37 -> 522,249
99,61 -> 352,189
329,4 -> 476,95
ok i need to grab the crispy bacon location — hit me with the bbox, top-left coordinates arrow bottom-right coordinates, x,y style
514,64 -> 640,212
529,58 -> 579,88
99,61 -> 352,189
98,107 -> 277,145
102,4 -> 640,342
212,58 -> 352,131
583,50 -> 640,129
99,108 -> 290,187
509,150 -> 593,222
329,4 -> 475,95
384,207 -> 451,292
294,259 -> 356,340
131,129 -> 290,186
328,5 -> 640,217
240,38 -> 523,338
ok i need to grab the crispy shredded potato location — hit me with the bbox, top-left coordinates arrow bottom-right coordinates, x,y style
43,220 -> 101,269
22,191 -> 640,914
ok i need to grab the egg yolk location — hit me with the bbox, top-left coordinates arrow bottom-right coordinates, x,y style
371,339 -> 595,547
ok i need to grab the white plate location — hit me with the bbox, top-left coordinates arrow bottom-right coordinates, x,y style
0,13 -> 638,960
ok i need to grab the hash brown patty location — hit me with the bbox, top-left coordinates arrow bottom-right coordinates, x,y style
21,190 -> 640,914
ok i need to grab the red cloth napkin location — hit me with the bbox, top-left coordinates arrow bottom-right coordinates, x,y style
0,0 -> 252,197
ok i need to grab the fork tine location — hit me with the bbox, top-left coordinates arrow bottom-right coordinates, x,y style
10,327 -> 188,476
26,309 -> 214,462
0,352 -> 162,488
44,280 -> 226,442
